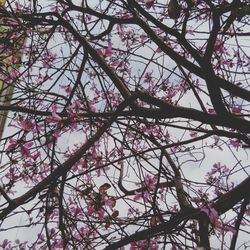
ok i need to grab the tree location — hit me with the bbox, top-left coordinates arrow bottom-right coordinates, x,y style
0,0 -> 250,249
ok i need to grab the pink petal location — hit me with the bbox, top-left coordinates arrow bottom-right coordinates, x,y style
105,42 -> 112,57
97,48 -> 104,57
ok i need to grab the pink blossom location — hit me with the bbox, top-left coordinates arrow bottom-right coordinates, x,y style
10,70 -> 19,78
14,2 -> 24,11
210,162 -> 220,175
222,225 -> 237,235
49,228 -> 56,237
74,99 -> 81,111
97,48 -> 104,57
6,138 -> 18,151
144,0 -> 155,9
190,131 -> 198,138
97,42 -> 112,58
105,42 -> 112,57
65,121 -> 78,132
130,239 -> 158,250
68,196 -> 75,206
65,102 -> 80,123
134,191 -> 142,201
208,108 -> 215,114
72,163 -> 79,172
37,233 -> 45,244
19,119 -> 35,132
80,226 -> 90,236
0,239 -> 10,248
149,239 -> 159,250
46,111 -> 62,124
156,47 -> 162,53
231,106 -> 242,114
229,139 -> 241,148
98,208 -> 105,220
167,89 -> 177,98
86,204 -> 95,216
11,56 -> 19,63
130,240 -> 147,249
171,245 -> 178,250
105,197 -> 116,208
140,34 -> 148,42
51,239 -> 64,248
89,101 -> 96,112
41,49 -> 57,68
128,207 -> 140,216
31,151 -> 41,161
59,84 -> 72,94
134,191 -> 150,202
200,204 -> 219,226
245,207 -> 250,216
214,38 -> 225,54
200,204 -> 236,235
144,174 -> 157,191
20,141 -> 33,157
144,72 -> 153,83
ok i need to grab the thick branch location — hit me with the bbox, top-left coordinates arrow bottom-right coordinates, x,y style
104,208 -> 200,250
106,176 -> 250,249
214,176 -> 250,215
135,90 -> 250,133
229,198 -> 249,250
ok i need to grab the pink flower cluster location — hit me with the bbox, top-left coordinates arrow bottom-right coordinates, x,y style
7,138 -> 35,158
201,204 -> 236,235
130,238 -> 159,250
134,174 -> 157,202
41,49 -> 57,68
97,42 -> 112,58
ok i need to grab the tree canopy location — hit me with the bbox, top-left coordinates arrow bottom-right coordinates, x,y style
0,0 -> 250,249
